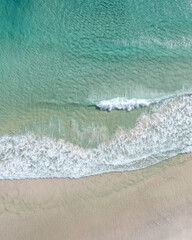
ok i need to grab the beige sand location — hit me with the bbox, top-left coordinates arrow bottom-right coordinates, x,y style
0,153 -> 192,240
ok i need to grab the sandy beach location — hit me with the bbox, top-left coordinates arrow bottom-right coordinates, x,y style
0,153 -> 192,240
1,0 -> 192,239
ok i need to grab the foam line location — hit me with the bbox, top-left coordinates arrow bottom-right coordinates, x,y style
0,94 -> 191,179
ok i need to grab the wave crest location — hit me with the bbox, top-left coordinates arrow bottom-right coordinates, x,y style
96,97 -> 158,111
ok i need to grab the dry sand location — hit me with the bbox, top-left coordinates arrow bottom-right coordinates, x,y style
0,153 -> 192,240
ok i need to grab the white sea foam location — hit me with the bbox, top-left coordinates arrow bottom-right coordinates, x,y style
96,97 -> 158,111
0,95 -> 191,179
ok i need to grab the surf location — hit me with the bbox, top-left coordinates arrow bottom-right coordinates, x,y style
96,97 -> 159,111
0,94 -> 191,179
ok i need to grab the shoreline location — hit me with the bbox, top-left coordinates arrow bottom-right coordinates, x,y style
0,153 -> 192,239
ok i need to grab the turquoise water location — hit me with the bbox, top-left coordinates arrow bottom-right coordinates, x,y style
0,0 -> 192,179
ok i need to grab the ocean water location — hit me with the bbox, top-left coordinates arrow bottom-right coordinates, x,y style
0,0 -> 192,179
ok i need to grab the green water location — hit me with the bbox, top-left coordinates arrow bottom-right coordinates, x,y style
0,0 -> 192,179
1,0 -> 192,142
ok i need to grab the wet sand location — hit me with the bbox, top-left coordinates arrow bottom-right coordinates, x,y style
0,153 -> 192,240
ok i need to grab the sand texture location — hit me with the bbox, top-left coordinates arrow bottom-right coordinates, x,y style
0,153 -> 192,240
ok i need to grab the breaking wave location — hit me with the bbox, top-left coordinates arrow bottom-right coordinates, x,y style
96,97 -> 159,111
0,94 -> 191,179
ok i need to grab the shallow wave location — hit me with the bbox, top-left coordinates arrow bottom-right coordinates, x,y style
0,94 -> 192,179
116,36 -> 192,50
96,97 -> 159,111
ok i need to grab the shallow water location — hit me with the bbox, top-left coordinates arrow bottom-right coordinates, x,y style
0,0 -> 192,179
